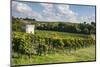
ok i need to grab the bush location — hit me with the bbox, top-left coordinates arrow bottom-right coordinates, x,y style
12,32 -> 34,56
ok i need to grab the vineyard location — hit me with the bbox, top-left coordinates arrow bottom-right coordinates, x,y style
12,30 -> 96,65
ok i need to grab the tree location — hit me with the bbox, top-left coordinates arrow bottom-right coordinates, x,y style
58,23 -> 65,31
91,21 -> 95,26
87,24 -> 95,34
84,22 -> 87,24
83,28 -> 89,34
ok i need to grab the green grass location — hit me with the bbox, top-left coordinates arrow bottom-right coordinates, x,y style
35,30 -> 95,39
12,46 -> 96,65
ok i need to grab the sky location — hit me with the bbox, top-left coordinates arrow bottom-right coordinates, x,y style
12,1 -> 96,23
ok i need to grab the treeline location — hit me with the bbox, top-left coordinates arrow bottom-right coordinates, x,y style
12,32 -> 95,57
35,22 -> 96,34
12,17 -> 96,34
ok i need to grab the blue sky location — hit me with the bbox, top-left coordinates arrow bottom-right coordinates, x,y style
12,1 -> 96,23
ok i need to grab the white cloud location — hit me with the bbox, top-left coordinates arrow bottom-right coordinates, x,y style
40,3 -> 78,22
12,1 -> 78,22
12,1 -> 32,16
12,1 -> 42,19
80,14 -> 95,23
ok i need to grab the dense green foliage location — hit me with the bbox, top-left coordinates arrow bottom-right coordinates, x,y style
12,32 -> 95,56
12,17 -> 25,32
12,32 -> 34,57
36,22 -> 96,34
12,17 -> 96,34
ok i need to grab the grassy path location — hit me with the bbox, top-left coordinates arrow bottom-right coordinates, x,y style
12,46 -> 96,65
